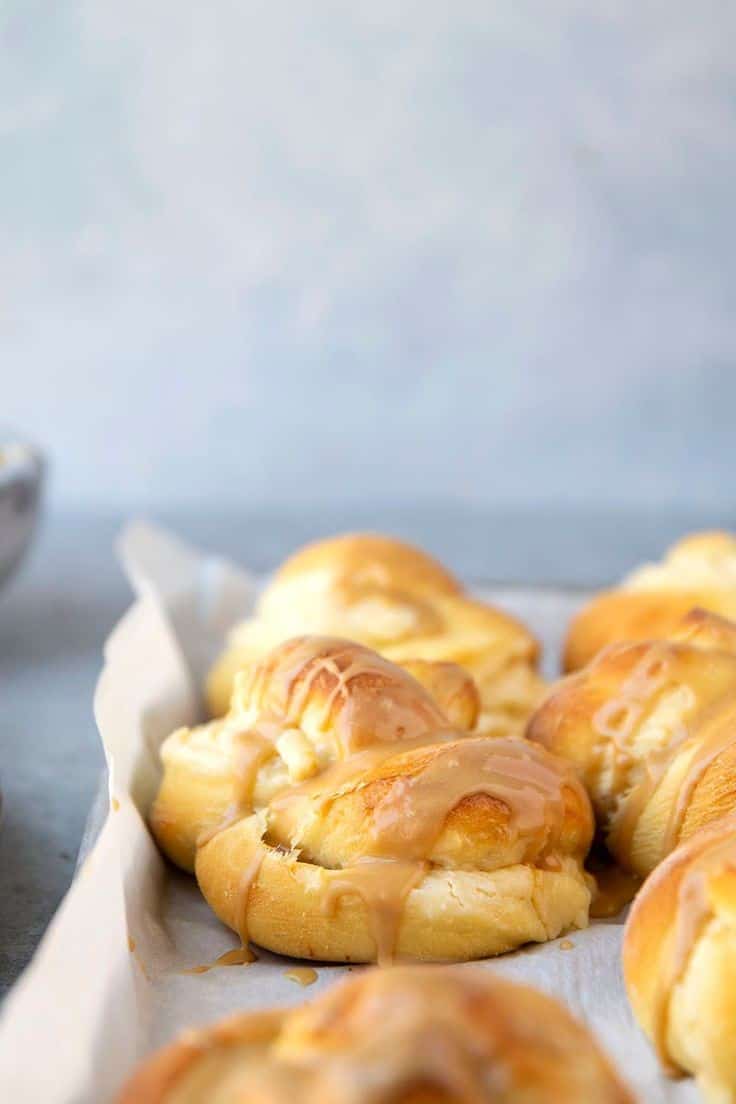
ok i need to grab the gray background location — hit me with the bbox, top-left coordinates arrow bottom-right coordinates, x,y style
3,2 -> 736,514
2,3 -> 736,998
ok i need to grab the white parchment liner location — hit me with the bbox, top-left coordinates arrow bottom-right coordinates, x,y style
0,522 -> 699,1102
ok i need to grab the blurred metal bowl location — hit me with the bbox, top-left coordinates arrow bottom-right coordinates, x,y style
0,438 -> 44,591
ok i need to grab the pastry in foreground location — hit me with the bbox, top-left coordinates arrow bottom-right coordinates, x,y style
528,609 -> 736,876
206,532 -> 544,736
152,636 -> 594,963
623,815 -> 736,1104
564,530 -> 736,671
116,965 -> 634,1104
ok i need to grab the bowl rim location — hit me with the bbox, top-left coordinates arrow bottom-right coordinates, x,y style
0,437 -> 45,489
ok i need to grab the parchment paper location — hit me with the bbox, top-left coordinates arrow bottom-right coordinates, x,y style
0,522 -> 700,1103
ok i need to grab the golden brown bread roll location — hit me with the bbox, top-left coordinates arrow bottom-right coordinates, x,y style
152,636 -> 594,963
206,533 -> 544,736
564,531 -> 736,672
623,815 -> 736,1103
528,609 -> 736,876
116,965 -> 634,1104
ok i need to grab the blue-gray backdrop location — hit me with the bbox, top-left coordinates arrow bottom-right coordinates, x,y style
2,3 -> 735,514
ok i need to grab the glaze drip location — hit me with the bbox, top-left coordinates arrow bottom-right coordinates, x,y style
322,859 -> 427,964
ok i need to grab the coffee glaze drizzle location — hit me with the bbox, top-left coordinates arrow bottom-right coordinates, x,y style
267,736 -> 587,962
322,860 -> 428,965
182,946 -> 256,975
651,825 -> 736,1070
589,864 -> 641,919
183,854 -> 264,974
236,635 -> 449,757
270,736 -> 582,861
284,966 -> 318,986
197,637 -> 453,849
367,738 -> 571,861
234,851 -> 264,953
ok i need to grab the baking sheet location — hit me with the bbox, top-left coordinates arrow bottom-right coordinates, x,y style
0,522 -> 699,1103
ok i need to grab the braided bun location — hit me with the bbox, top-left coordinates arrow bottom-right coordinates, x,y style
529,609 -> 736,876
153,636 -> 593,963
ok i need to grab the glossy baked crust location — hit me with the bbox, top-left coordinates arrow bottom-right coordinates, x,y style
623,815 -> 736,1103
152,636 -> 594,963
528,609 -> 736,875
206,533 -> 544,736
564,531 -> 736,672
116,966 -> 634,1104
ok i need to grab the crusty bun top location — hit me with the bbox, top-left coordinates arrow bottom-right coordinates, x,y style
206,532 -> 543,736
564,531 -> 736,672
